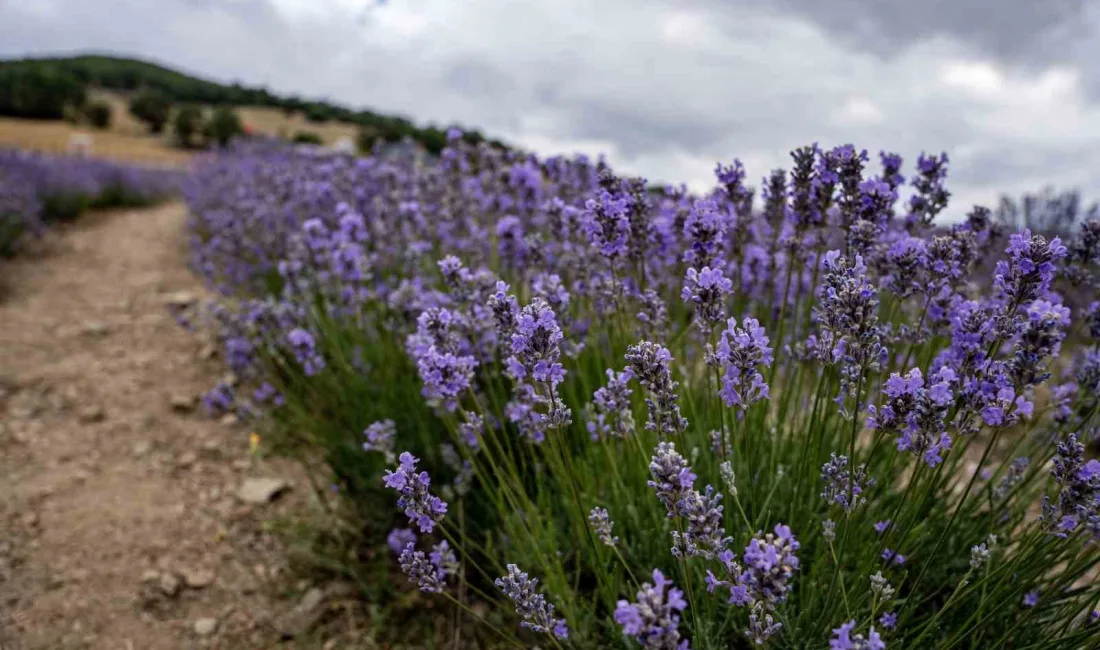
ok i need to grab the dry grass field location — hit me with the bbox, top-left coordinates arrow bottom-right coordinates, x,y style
0,90 -> 360,166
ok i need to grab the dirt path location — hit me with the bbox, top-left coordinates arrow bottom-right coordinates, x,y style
0,203 -> 310,649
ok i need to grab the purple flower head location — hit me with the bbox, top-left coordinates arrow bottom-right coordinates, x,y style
587,368 -> 635,440
399,540 -> 458,594
407,308 -> 477,412
626,342 -> 688,435
383,452 -> 448,533
879,612 -> 897,630
615,569 -> 691,650
830,619 -> 886,650
1041,434 -> 1100,539
362,419 -> 397,463
588,507 -> 619,547
907,151 -> 950,227
867,367 -> 955,468
682,266 -> 732,328
741,524 -> 801,607
683,198 -> 729,267
287,327 -> 325,376
994,229 -> 1068,307
508,298 -> 566,387
713,316 -> 774,410
820,453 -> 875,512
1023,590 -> 1040,608
495,564 -> 568,639
583,189 -> 631,260
386,528 -> 416,555
874,520 -> 891,535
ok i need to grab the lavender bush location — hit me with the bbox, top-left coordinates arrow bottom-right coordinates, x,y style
187,132 -> 1100,648
0,147 -> 183,256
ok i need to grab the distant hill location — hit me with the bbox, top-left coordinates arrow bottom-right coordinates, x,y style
0,54 -> 507,153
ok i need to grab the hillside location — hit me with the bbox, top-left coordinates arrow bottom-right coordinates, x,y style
0,54 -> 506,152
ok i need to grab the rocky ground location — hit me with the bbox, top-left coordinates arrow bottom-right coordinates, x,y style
0,204 -> 351,649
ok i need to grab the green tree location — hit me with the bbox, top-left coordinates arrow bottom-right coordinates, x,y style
206,106 -> 243,147
292,130 -> 323,145
83,100 -> 112,129
0,66 -> 85,119
129,89 -> 172,133
173,105 -> 204,148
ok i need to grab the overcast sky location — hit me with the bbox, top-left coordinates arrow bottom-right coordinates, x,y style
3,0 -> 1100,217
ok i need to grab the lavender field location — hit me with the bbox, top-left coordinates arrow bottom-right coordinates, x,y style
174,133 -> 1100,649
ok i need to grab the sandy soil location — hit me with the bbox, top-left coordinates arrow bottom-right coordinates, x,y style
0,203 -> 318,649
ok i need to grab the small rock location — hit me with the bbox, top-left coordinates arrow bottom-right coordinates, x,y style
141,569 -> 161,584
219,413 -> 239,427
170,394 -> 196,413
193,617 -> 218,637
184,568 -> 216,589
163,291 -> 198,309
81,321 -> 110,337
236,478 -> 289,504
132,440 -> 153,457
279,587 -> 327,637
199,344 -> 218,360
22,512 -> 39,528
78,405 -> 105,424
159,572 -> 181,597
177,451 -> 198,468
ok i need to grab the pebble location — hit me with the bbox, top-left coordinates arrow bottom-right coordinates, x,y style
184,568 -> 216,589
193,617 -> 218,637
236,478 -> 289,504
132,440 -> 153,457
177,451 -> 198,468
78,405 -> 105,424
159,572 -> 181,597
169,394 -> 196,412
163,291 -> 198,309
80,320 -> 110,337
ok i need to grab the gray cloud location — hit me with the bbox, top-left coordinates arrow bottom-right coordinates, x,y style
2,0 -> 1100,217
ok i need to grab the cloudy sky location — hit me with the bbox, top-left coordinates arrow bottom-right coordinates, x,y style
3,0 -> 1100,216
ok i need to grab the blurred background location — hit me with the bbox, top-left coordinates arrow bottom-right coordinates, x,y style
3,0 -> 1100,217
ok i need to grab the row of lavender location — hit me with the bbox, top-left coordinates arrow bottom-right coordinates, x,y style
0,148 -> 183,257
186,134 -> 1100,649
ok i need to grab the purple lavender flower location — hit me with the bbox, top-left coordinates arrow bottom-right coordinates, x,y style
627,342 -> 688,436
508,299 -> 566,388
1023,590 -> 1040,608
874,520 -> 891,535
881,549 -> 906,566
363,419 -> 397,463
387,528 -> 416,554
994,229 -> 1068,308
879,612 -> 897,630
683,198 -> 728,267
741,524 -> 801,607
399,540 -> 458,593
747,602 -> 782,646
820,453 -> 875,512
383,452 -> 448,533
586,368 -> 635,440
813,251 -> 886,412
583,189 -> 632,260
588,507 -> 619,547
1040,434 -> 1100,538
614,569 -> 691,650
457,411 -> 483,450
907,151 -> 950,227
287,327 -> 325,376
712,317 -> 774,410
1007,299 -> 1071,388
682,266 -> 732,328
495,564 -> 569,639
407,309 -> 478,412
867,367 -> 956,467
830,619 -> 886,650
648,442 -> 697,518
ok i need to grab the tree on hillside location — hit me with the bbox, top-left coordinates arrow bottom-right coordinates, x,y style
173,105 -> 204,148
129,89 -> 172,133
83,100 -> 112,129
205,106 -> 243,147
0,66 -> 85,119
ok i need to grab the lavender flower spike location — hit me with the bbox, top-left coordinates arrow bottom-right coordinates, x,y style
495,564 -> 569,639
614,569 -> 691,650
383,452 -> 448,533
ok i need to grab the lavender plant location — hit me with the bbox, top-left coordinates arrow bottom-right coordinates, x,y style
186,135 -> 1100,648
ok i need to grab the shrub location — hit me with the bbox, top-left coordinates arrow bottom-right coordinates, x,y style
0,66 -> 86,120
205,106 -> 243,147
187,137 -> 1100,648
173,105 -> 204,148
129,89 -> 172,133
292,130 -> 323,145
83,100 -> 112,129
